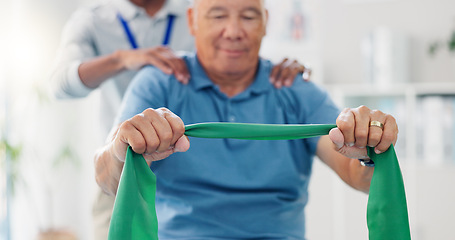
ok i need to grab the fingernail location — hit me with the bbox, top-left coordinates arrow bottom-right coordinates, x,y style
347,142 -> 354,147
269,77 -> 275,83
174,147 -> 184,153
334,141 -> 343,149
375,149 -> 382,154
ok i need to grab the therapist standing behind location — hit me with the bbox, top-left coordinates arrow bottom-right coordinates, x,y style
50,1 -> 193,239
49,0 -> 309,239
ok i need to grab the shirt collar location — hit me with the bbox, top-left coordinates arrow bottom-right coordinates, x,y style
186,54 -> 272,96
113,0 -> 142,20
248,57 -> 271,95
186,53 -> 216,91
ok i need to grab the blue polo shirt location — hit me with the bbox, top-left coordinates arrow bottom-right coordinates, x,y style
117,53 -> 340,239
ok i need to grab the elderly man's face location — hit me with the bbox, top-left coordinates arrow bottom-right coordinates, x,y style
188,0 -> 267,76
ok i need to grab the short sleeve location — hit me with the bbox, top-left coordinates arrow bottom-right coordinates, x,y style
49,8 -> 98,99
114,66 -> 170,125
290,79 -> 340,154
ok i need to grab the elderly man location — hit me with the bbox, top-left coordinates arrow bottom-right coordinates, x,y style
95,0 -> 398,239
51,0 -> 309,238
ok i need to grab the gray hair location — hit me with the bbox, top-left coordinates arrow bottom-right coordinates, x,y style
188,0 -> 267,30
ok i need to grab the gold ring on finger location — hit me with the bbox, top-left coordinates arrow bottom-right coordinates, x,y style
369,120 -> 384,130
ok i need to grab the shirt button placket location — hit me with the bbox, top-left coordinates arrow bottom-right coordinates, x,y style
226,100 -> 236,122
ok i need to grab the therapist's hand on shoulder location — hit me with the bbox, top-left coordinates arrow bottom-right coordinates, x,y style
111,108 -> 190,165
270,58 -> 312,88
329,105 -> 398,159
118,46 -> 191,84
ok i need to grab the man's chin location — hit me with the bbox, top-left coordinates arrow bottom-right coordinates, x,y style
219,61 -> 245,69
218,67 -> 251,76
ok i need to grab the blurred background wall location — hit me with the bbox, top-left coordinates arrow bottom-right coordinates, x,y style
1,0 -> 454,239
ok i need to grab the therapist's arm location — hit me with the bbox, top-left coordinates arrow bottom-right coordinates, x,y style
79,46 -> 191,88
94,108 -> 190,196
316,106 -> 398,193
50,10 -> 190,99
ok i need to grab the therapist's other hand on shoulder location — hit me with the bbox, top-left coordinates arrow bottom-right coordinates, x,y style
329,105 -> 398,160
117,46 -> 191,84
270,58 -> 311,88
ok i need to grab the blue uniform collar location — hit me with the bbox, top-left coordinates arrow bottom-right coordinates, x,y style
187,54 -> 271,98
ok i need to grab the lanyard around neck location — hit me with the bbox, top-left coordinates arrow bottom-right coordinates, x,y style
117,12 -> 176,49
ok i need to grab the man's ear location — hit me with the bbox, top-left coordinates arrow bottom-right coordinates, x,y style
187,8 -> 196,36
264,9 -> 269,36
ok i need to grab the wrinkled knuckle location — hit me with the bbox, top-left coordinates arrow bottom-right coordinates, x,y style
157,107 -> 170,113
148,139 -> 160,151
341,107 -> 351,114
174,124 -> 185,137
143,108 -> 157,117
357,105 -> 370,114
119,121 -> 134,132
131,114 -> 144,122
131,139 -> 146,152
387,114 -> 397,124
356,129 -> 369,139
337,119 -> 354,130
382,131 -> 396,143
162,130 -> 173,143
371,109 -> 383,116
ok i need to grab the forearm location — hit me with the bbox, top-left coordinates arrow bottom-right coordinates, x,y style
317,135 -> 373,194
344,158 -> 374,193
324,155 -> 373,194
78,50 -> 126,88
94,143 -> 124,196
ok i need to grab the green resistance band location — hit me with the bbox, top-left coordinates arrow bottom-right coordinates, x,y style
108,146 -> 159,240
108,123 -> 411,240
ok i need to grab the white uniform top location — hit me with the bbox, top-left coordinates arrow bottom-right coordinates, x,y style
50,0 -> 194,138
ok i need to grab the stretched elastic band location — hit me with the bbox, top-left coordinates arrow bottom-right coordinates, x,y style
185,122 -> 337,140
109,123 -> 411,240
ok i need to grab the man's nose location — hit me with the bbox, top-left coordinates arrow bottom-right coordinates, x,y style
222,17 -> 244,40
